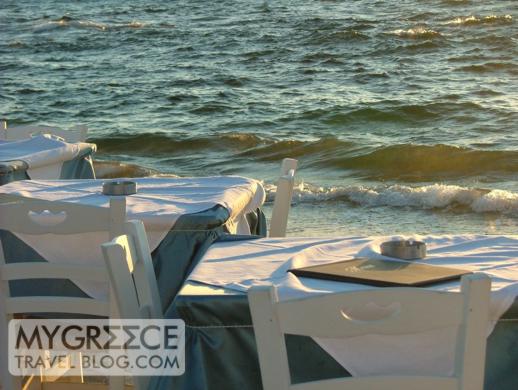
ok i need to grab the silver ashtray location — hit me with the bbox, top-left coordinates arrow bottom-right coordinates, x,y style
380,239 -> 426,260
102,180 -> 137,196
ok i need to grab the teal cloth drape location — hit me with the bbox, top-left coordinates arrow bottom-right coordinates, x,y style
153,206 -> 266,312
0,161 -> 30,185
0,207 -> 267,308
59,148 -> 96,179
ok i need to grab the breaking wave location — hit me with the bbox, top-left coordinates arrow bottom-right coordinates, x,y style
389,28 -> 442,39
33,15 -> 148,33
444,15 -> 513,26
266,182 -> 518,215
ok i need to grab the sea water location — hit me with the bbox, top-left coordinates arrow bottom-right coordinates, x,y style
1,0 -> 517,236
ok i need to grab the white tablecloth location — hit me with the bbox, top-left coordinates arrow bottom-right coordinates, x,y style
188,235 -> 518,377
0,134 -> 96,179
0,176 -> 265,298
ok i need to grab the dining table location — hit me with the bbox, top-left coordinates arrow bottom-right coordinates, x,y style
0,176 -> 267,312
0,134 -> 96,185
157,234 -> 518,390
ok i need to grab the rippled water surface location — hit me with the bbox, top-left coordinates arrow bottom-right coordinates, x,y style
1,0 -> 517,235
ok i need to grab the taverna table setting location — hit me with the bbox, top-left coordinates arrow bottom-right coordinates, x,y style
0,175 -> 267,311
0,134 -> 96,185
163,234 -> 518,390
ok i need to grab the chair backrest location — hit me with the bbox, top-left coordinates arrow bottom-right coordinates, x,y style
0,194 -> 126,238
0,122 -> 88,143
102,220 -> 162,320
101,221 -> 163,390
269,158 -> 298,237
248,273 -> 491,390
0,194 -> 126,390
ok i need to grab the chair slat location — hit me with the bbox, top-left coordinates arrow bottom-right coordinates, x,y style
1,263 -> 108,282
277,288 -> 464,338
0,196 -> 125,236
5,297 -> 109,317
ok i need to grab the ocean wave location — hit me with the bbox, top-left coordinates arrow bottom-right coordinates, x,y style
309,29 -> 369,44
93,160 -> 158,178
285,101 -> 487,125
389,28 -> 442,39
320,144 -> 518,180
92,133 -> 518,180
91,132 -> 265,154
33,16 -> 148,33
445,15 -> 513,26
237,137 -> 353,160
123,21 -> 146,29
266,182 -> 518,215
458,62 -> 517,74
241,141 -> 518,180
7,40 -> 27,48
34,17 -> 108,32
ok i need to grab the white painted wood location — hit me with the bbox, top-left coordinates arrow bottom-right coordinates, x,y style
0,195 -> 127,390
248,285 -> 291,390
5,297 -> 110,317
1,263 -> 108,282
0,241 -> 21,390
0,123 -> 88,142
101,221 -> 163,390
123,221 -> 162,318
101,237 -> 141,319
109,198 -> 126,239
249,273 -> 491,390
269,158 -> 298,238
278,289 -> 464,338
101,235 -> 148,390
0,194 -> 125,237
455,273 -> 491,390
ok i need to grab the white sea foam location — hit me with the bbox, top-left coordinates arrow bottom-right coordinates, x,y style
33,19 -> 147,33
34,19 -> 108,32
265,182 -> 518,215
390,28 -> 441,38
444,15 -> 512,25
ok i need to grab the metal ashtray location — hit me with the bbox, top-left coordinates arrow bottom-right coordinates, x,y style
380,239 -> 426,260
102,180 -> 137,196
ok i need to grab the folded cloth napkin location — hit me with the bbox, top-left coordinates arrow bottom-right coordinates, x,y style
187,235 -> 518,377
0,134 -> 96,179
0,176 -> 265,299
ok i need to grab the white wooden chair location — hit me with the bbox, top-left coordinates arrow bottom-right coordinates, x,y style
269,158 -> 298,237
0,195 -> 126,390
248,273 -> 491,390
101,221 -> 163,390
0,120 -> 88,143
